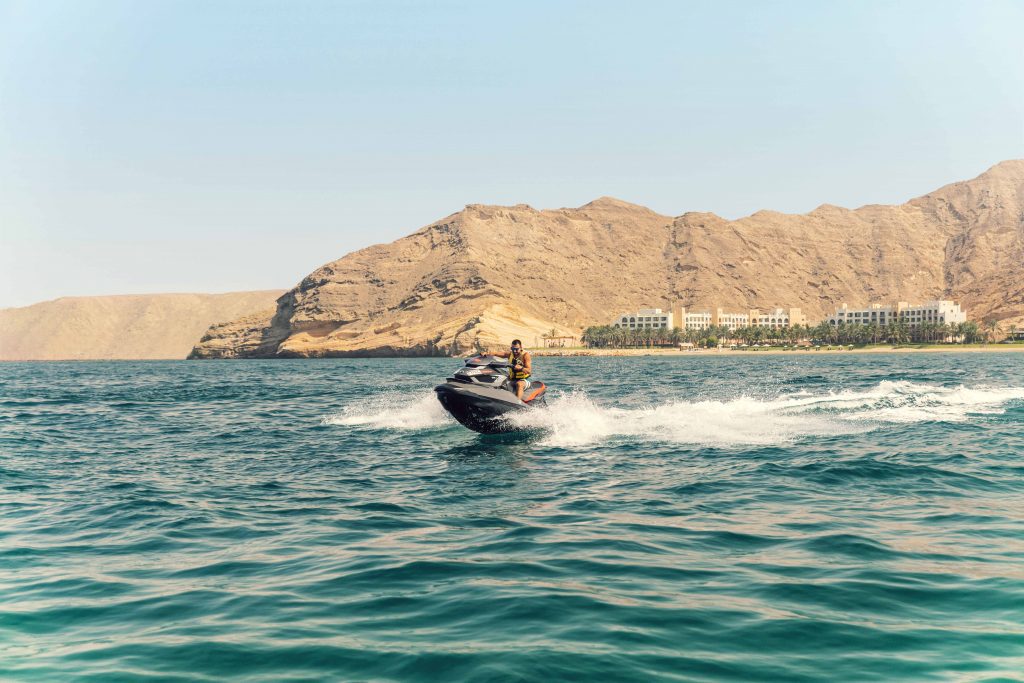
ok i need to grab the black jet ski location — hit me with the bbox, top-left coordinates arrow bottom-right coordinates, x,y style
435,355 -> 548,434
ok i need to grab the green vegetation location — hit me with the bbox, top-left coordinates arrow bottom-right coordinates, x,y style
581,321 -> 984,349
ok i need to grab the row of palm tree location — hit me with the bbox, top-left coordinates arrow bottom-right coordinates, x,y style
581,320 -> 985,349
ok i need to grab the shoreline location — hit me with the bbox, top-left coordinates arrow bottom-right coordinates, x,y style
529,344 -> 1024,357
4,344 -> 1023,362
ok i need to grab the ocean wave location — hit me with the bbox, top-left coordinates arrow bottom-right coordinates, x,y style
328,381 -> 1024,448
508,389 -> 862,448
322,391 -> 453,430
513,381 -> 1024,448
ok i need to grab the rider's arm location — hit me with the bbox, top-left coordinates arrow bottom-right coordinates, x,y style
521,352 -> 532,374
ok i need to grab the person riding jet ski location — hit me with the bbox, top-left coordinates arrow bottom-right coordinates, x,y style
490,339 -> 531,399
434,340 -> 547,434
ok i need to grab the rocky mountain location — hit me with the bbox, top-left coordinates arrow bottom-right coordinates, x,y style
1,291 -> 284,360
190,161 -> 1024,358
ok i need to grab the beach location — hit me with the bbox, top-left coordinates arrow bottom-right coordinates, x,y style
531,343 -> 1024,357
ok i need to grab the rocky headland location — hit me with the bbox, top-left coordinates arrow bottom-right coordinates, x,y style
190,160 -> 1024,358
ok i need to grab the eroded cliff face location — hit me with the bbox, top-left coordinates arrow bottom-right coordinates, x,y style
666,203 -> 953,316
189,161 -> 1024,358
910,163 -> 1024,322
192,198 -> 670,357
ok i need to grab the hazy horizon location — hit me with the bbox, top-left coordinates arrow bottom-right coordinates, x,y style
3,0 -> 1023,308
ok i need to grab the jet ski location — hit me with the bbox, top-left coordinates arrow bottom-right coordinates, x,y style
435,355 -> 547,434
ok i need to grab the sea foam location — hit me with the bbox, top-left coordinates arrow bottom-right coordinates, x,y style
323,391 -> 453,430
509,381 -> 1024,448
327,381 -> 1024,449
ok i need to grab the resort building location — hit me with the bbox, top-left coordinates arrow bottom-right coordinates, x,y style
613,305 -> 806,331
678,306 -> 805,331
749,307 -> 806,329
826,301 -> 967,327
613,308 -> 673,329
713,309 -> 749,331
682,310 -> 713,330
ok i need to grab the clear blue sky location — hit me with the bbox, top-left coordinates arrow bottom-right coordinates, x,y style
2,0 -> 1022,308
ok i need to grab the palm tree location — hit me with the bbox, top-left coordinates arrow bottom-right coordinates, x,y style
920,321 -> 935,344
983,318 -> 1001,344
809,322 -> 829,345
582,325 -> 617,348
868,322 -> 881,345
836,324 -> 849,345
581,326 -> 596,347
887,319 -> 910,345
669,326 -> 683,347
828,323 -> 842,345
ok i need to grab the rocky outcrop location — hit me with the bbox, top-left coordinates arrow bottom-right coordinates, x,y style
0,291 -> 284,360
185,307 -> 286,359
192,198 -> 667,358
190,161 -> 1024,358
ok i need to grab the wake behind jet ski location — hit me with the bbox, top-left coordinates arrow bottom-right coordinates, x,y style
435,355 -> 547,434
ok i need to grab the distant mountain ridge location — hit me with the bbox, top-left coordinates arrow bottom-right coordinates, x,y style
1,291 -> 284,360
189,160 -> 1024,358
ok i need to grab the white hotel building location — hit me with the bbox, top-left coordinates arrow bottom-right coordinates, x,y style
826,300 -> 966,327
612,308 -> 675,329
613,305 -> 806,331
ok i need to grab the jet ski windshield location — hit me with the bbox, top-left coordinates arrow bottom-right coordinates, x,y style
463,355 -> 510,369
451,355 -> 510,386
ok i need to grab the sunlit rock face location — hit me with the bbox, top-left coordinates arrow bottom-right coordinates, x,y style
190,161 -> 1024,358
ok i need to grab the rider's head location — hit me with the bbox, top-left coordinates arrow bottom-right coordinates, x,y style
511,339 -> 522,352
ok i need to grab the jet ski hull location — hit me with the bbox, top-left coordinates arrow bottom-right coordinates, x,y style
434,382 -> 538,434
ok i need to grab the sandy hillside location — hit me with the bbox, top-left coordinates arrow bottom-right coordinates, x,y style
1,291 -> 285,360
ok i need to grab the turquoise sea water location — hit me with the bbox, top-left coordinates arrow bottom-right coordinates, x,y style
2,354 -> 1024,682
